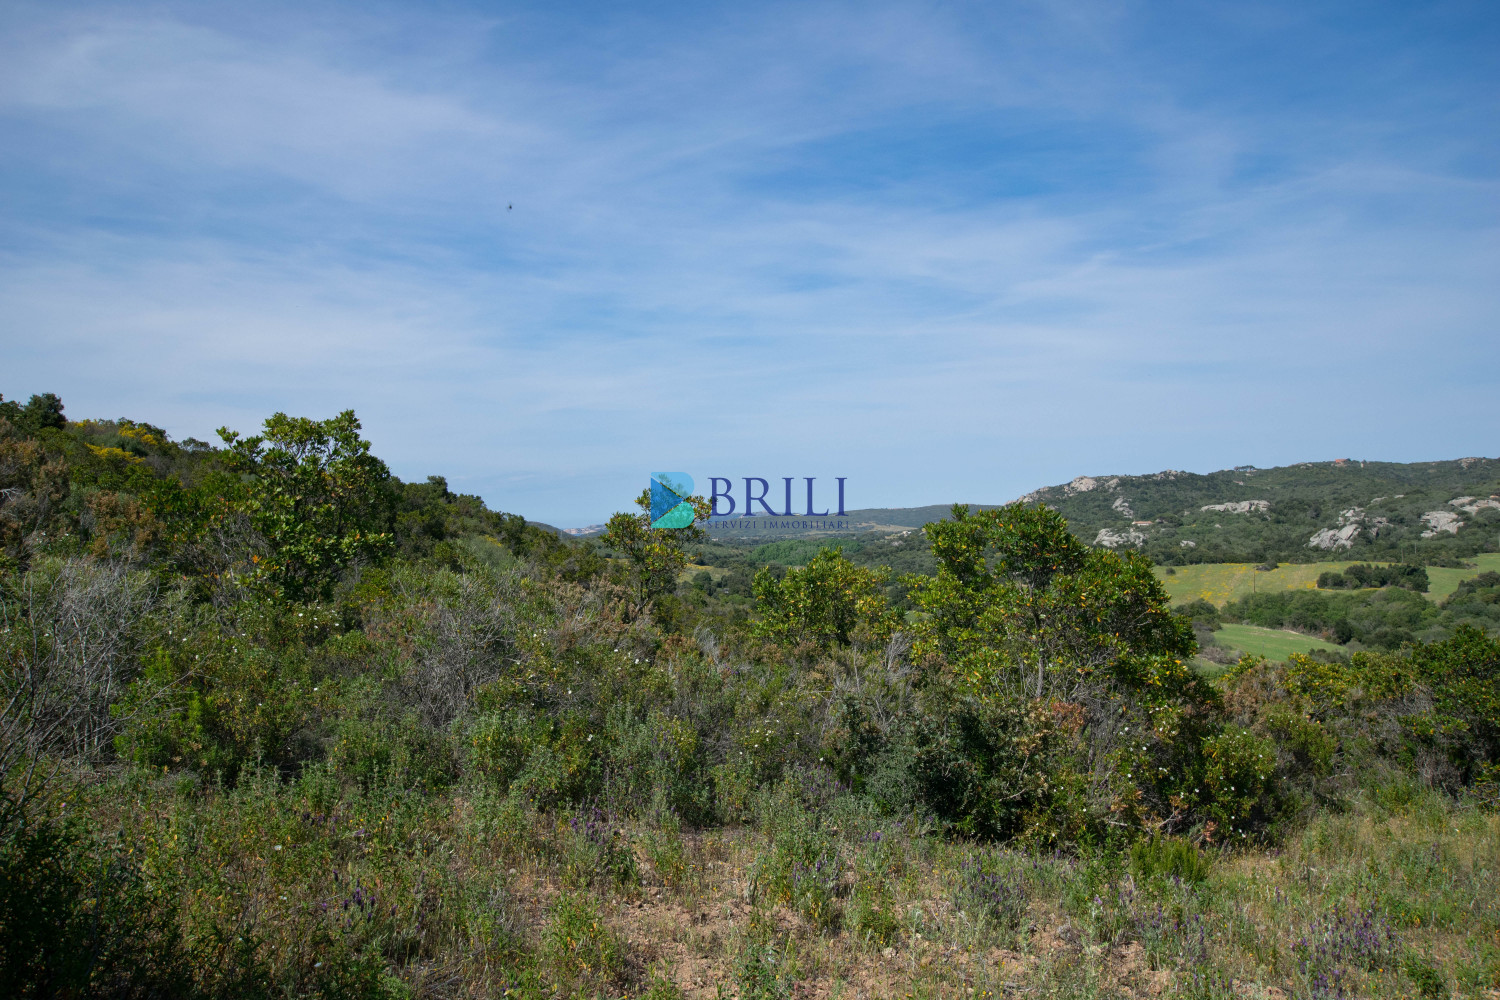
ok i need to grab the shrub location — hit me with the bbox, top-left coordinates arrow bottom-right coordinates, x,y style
599,707 -> 715,825
561,805 -> 639,891
1270,630 -> 1500,789
847,876 -> 900,947
751,547 -> 898,648
1262,708 -> 1337,781
0,822 -> 194,999
329,709 -> 455,791
464,710 -> 594,805
540,892 -> 625,994
954,858 -> 1029,932
1174,598 -> 1222,629
1200,727 -> 1281,840
1129,835 -> 1210,884
111,605 -> 333,784
1402,626 -> 1500,780
873,697 -> 1066,839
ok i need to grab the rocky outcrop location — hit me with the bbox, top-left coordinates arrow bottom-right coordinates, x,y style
1307,507 -> 1390,550
1064,475 -> 1121,496
1421,511 -> 1463,537
1308,525 -> 1362,550
1451,497 -> 1500,514
1094,527 -> 1145,548
1200,500 -> 1270,514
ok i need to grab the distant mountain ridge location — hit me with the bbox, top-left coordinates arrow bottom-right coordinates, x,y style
565,457 -> 1500,563
1012,456 -> 1499,564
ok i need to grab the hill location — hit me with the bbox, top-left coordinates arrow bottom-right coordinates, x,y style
1017,457 -> 1500,565
5,395 -> 1500,999
684,457 -> 1500,564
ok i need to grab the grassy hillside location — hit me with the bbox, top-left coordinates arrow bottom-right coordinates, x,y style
1214,622 -> 1344,659
1427,553 -> 1500,600
1156,553 -> 1500,607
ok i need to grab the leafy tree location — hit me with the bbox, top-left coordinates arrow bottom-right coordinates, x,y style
217,411 -> 394,601
909,503 -> 1193,699
837,504 -> 1221,841
0,393 -> 65,436
751,546 -> 898,648
1173,597 -> 1222,629
600,489 -> 709,621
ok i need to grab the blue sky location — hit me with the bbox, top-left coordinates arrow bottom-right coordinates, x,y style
1,0 -> 1496,527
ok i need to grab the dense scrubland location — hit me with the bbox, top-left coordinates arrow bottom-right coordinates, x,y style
2,395 -> 1498,999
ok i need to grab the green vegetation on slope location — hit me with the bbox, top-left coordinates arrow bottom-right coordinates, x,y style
1022,458 -> 1500,566
2,392 -> 1498,998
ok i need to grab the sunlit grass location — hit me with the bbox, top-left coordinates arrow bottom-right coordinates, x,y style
1158,554 -> 1500,607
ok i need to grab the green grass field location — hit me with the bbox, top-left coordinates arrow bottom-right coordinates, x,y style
1212,622 -> 1342,661
1157,553 -> 1500,607
1424,552 -> 1500,600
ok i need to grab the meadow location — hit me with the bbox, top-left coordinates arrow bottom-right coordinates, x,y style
29,756 -> 1498,999
1210,623 -> 1344,662
1156,554 -> 1500,607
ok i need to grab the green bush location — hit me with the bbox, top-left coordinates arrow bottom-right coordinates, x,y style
869,697 -> 1067,839
328,709 -> 455,791
561,805 -> 639,891
1262,707 -> 1336,777
112,606 -> 334,784
598,706 -> 716,824
1200,727 -> 1281,840
847,876 -> 901,947
1174,598 -> 1222,629
0,822 -> 193,999
1129,835 -> 1210,884
540,892 -> 625,995
751,547 -> 899,648
464,710 -> 595,805
1267,629 -> 1500,790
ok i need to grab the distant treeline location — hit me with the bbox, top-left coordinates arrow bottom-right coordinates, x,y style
1316,563 -> 1428,592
